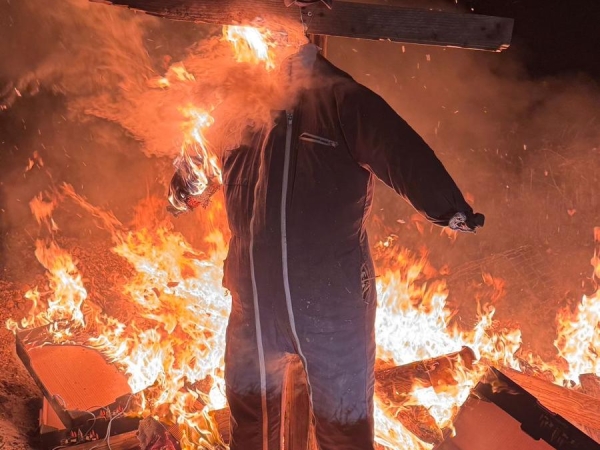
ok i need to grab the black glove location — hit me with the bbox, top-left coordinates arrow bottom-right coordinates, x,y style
449,212 -> 485,233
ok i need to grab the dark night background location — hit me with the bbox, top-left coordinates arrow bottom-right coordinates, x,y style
474,0 -> 600,78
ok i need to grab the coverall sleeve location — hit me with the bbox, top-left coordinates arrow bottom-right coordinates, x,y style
335,83 -> 474,227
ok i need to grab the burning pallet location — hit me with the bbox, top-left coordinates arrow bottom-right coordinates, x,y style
16,327 -> 141,449
16,325 -> 600,450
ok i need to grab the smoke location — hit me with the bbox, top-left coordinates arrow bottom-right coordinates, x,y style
0,0 -> 158,111
327,38 -> 600,247
326,38 -> 600,355
0,0 -> 312,159
0,0 -> 312,275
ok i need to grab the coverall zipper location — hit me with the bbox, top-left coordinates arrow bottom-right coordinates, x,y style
280,110 -> 314,409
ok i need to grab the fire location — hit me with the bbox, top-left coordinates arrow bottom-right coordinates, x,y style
8,186 -> 600,448
6,240 -> 88,337
101,227 -> 230,397
6,23 -> 600,450
167,106 -> 222,214
181,106 -> 221,187
372,244 -> 521,447
223,25 -> 276,71
553,226 -> 600,384
29,192 -> 59,232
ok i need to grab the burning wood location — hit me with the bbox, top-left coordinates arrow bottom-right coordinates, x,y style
502,368 -> 600,432
375,346 -> 476,398
138,417 -> 181,450
374,347 -> 476,444
91,0 -> 514,52
439,367 -> 600,450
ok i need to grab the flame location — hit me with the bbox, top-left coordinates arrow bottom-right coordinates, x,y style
553,226 -> 600,384
9,192 -> 600,448
6,240 -> 88,338
372,244 -> 521,446
29,192 -> 59,232
179,105 -> 222,193
223,25 -> 276,71
167,106 -> 222,214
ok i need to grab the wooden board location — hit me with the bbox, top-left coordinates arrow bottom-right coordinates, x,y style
90,0 -> 514,51
477,368 -> 600,450
435,395 -> 553,450
503,368 -> 600,433
16,327 -> 132,428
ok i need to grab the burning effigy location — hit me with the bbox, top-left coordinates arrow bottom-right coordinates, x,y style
1,1 -> 600,450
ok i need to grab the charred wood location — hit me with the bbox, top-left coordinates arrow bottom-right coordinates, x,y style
375,346 -> 476,400
90,0 -> 514,51
503,368 -> 600,432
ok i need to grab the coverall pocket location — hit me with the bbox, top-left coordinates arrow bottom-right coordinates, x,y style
299,132 -> 338,148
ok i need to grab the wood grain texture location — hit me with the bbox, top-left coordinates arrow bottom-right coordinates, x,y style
579,374 -> 600,443
504,368 -> 600,432
90,0 -> 513,51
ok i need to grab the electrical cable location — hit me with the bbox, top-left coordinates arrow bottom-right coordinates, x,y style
52,395 -> 134,450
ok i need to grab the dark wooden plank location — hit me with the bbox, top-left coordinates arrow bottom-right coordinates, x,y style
478,368 -> 600,450
90,0 -> 513,51
503,368 -> 600,432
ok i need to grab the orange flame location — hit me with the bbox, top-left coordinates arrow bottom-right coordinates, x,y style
372,245 -> 521,445
6,240 -> 88,338
223,25 -> 276,71
553,226 -> 600,384
180,106 -> 222,190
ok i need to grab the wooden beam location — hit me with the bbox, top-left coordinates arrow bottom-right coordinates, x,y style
90,0 -> 514,52
375,346 -> 475,397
